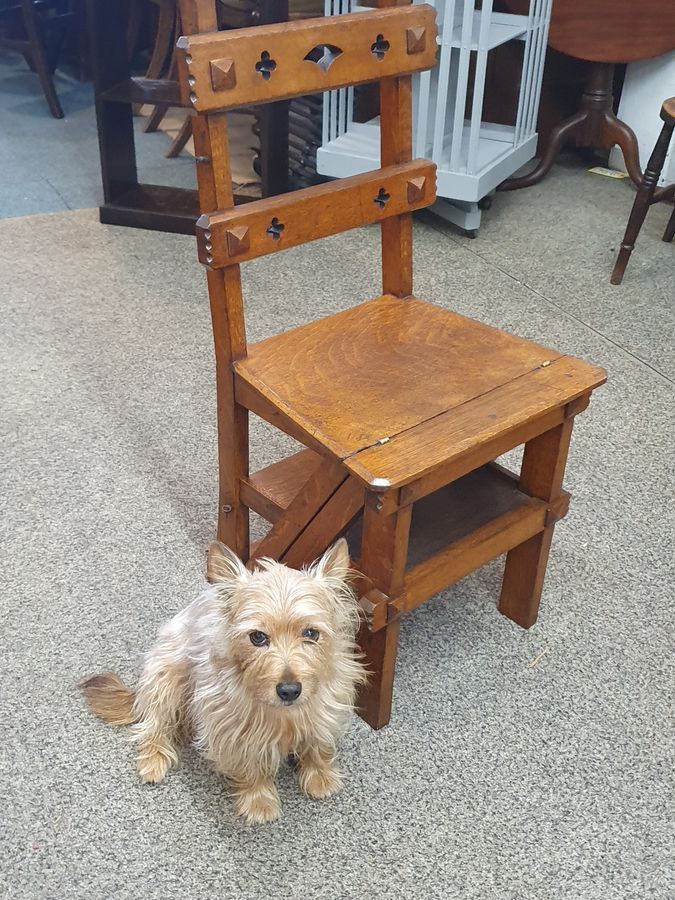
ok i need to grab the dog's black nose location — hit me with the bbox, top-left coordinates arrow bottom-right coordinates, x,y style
276,681 -> 302,703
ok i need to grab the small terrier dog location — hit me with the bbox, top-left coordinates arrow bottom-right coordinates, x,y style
82,538 -> 366,823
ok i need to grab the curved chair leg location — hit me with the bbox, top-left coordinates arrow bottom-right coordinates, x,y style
610,120 -> 674,285
143,103 -> 170,134
21,0 -> 63,118
165,115 -> 192,157
133,0 -> 176,115
606,114 -> 643,188
498,111 -> 586,192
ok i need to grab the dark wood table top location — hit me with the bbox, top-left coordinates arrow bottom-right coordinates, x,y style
547,0 -> 675,63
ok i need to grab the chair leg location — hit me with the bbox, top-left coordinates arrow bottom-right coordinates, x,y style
356,498 -> 411,729
21,0 -> 64,118
165,115 -> 192,158
610,120 -> 674,285
499,418 -> 574,629
663,205 -> 675,243
208,266 -> 250,560
357,618 -> 401,730
216,399 -> 249,559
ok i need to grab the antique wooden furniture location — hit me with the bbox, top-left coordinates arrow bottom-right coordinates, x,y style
500,0 -> 675,195
611,98 -> 675,285
0,0 -> 76,117
176,0 -> 606,728
86,0 -> 290,233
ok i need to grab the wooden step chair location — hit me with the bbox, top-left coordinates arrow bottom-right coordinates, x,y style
175,0 -> 606,729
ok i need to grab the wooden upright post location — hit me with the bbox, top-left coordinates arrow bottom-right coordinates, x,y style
378,0 -> 413,298
498,419 -> 574,628
179,0 -> 250,557
357,494 -> 412,728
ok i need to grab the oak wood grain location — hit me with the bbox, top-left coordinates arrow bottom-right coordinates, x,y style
281,477 -> 365,569
240,448 -> 323,524
380,74 -> 413,296
235,294 -> 580,464
498,419 -> 575,628
196,160 -> 436,266
357,496 -> 411,728
345,357 -> 606,494
250,457 -> 346,562
177,5 -> 437,112
403,499 -> 547,612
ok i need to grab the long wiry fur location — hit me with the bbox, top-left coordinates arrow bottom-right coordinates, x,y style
81,539 -> 366,823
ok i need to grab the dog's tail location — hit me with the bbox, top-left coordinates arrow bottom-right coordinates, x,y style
80,672 -> 137,725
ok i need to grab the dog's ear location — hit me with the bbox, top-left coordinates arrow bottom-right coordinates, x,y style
313,538 -> 351,583
207,541 -> 248,585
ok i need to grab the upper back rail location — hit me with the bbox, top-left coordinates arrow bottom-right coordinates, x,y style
176,5 -> 437,112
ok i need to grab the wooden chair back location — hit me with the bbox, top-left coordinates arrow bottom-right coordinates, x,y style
175,0 -> 438,359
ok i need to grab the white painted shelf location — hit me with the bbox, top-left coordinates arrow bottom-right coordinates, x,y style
319,0 -> 553,234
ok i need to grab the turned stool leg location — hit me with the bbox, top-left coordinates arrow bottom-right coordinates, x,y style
357,498 -> 412,729
499,418 -> 574,629
663,206 -> 675,243
611,120 -> 674,285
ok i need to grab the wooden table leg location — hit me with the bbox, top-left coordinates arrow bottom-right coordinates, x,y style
356,496 -> 411,729
498,418 -> 574,629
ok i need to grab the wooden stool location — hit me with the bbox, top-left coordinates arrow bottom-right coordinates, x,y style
176,0 -> 606,729
610,98 -> 675,286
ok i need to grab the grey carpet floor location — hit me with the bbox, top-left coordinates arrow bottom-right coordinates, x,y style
1,163 -> 674,900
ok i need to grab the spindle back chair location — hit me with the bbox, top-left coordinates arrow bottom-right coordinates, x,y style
175,0 -> 606,729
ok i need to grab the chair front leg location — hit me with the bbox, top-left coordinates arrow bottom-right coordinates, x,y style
499,417 -> 575,629
356,495 -> 412,729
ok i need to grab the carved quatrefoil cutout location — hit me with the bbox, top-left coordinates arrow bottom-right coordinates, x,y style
371,34 -> 390,61
373,187 -> 390,208
304,44 -> 343,72
266,217 -> 285,240
255,50 -> 277,80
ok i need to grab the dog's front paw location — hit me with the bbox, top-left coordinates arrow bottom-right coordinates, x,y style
298,764 -> 343,800
233,782 -> 281,824
136,742 -> 176,784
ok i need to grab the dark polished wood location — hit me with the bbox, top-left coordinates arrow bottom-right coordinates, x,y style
0,0 -> 76,118
500,0 -> 675,195
547,0 -> 675,64
87,0 -> 291,234
610,99 -> 675,285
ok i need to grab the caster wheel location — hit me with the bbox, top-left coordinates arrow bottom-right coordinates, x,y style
466,229 -> 478,239
478,195 -> 492,211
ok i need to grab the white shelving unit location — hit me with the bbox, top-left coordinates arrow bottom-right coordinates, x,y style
318,0 -> 553,235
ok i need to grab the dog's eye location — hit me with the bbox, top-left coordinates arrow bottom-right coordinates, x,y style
249,630 -> 269,647
302,628 -> 320,642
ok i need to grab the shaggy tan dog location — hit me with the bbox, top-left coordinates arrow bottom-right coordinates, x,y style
82,539 -> 366,823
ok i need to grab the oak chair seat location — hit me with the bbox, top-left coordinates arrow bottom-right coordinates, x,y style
235,294 -> 605,491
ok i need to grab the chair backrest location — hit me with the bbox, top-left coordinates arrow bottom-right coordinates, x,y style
176,0 -> 438,359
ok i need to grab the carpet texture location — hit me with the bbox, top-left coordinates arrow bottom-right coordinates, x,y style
1,163 -> 673,900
